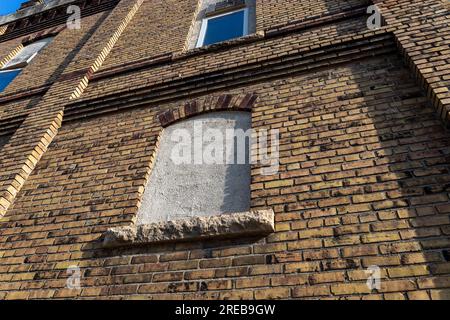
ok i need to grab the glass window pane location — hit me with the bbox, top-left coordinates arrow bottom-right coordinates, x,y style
3,37 -> 53,69
203,10 -> 245,46
0,69 -> 21,92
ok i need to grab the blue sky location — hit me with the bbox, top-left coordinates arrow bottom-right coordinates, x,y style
0,0 -> 25,16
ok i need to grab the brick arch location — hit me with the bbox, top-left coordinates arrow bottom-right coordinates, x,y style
156,93 -> 258,127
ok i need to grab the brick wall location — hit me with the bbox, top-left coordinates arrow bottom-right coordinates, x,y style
0,0 -> 448,300
256,0 -> 370,30
100,0 -> 198,69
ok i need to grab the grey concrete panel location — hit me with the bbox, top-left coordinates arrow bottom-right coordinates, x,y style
137,111 -> 251,224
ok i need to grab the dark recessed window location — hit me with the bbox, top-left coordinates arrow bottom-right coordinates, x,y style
197,8 -> 248,47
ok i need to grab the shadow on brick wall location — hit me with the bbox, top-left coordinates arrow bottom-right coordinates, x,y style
290,0 -> 450,300
320,52 -> 450,298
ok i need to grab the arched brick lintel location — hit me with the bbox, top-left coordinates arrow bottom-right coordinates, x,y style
157,93 -> 258,127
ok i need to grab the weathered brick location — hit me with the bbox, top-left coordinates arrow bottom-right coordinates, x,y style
330,283 -> 371,295
417,277 -> 450,289
361,256 -> 401,268
292,285 -> 330,298
236,277 -> 270,289
387,265 -> 430,278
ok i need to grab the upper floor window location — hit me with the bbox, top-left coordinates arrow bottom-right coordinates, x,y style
187,0 -> 256,49
196,8 -> 249,47
0,36 -> 53,93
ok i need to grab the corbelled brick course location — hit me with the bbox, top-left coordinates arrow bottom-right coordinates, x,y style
0,0 -> 449,300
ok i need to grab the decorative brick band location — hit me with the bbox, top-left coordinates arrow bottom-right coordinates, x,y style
1,4 -> 372,103
64,32 -> 396,122
0,85 -> 49,105
94,5 -> 371,81
157,93 -> 258,127
443,0 -> 450,9
103,209 -> 275,247
0,110 -> 63,218
91,53 -> 173,81
0,44 -> 23,69
69,0 -> 145,100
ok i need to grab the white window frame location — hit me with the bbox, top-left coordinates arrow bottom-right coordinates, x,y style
196,8 -> 249,48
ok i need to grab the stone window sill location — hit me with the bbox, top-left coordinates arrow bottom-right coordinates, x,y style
102,209 -> 274,248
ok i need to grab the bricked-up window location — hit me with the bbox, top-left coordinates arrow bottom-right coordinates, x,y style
136,111 -> 251,225
0,36 -> 53,92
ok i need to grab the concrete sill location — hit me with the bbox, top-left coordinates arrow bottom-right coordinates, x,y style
102,209 -> 274,248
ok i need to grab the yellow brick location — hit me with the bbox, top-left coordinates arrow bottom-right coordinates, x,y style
285,261 -> 321,273
254,287 -> 290,299
292,285 -> 330,297
407,290 -> 430,300
55,261 -> 79,270
287,238 -> 323,250
6,291 -> 29,300
379,280 -> 416,293
384,292 -> 406,300
330,283 -> 372,295
387,265 -> 429,278
430,289 -> 450,300
265,179 -> 294,189
362,256 -> 401,267
361,232 -> 400,243
11,273 -> 36,281
417,276 -> 450,289
219,290 -> 253,300
236,277 -> 270,289
309,272 -> 345,284
81,287 -> 103,297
